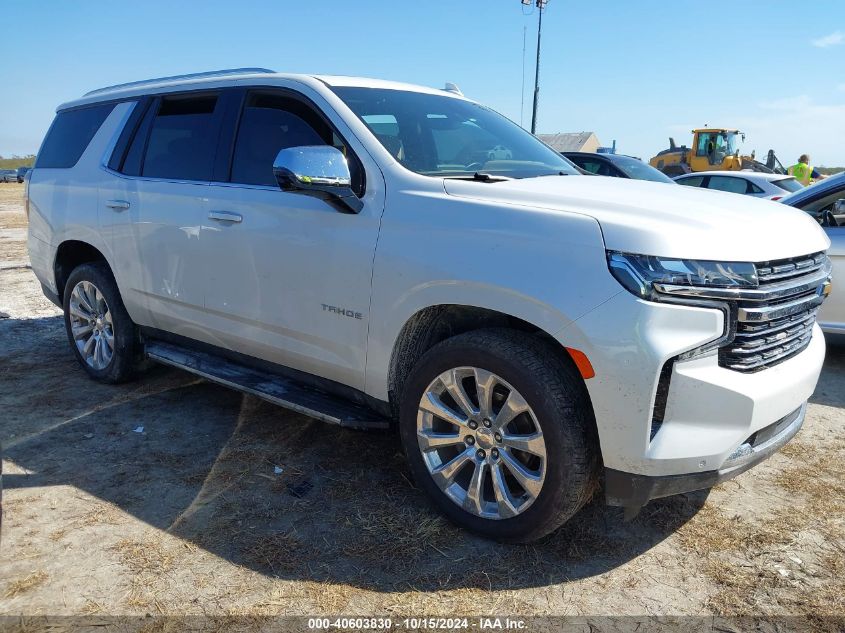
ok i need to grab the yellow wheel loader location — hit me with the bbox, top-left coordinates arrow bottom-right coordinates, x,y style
650,128 -> 786,177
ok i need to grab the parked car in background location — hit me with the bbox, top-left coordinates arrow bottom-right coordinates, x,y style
780,172 -> 845,335
0,169 -> 18,183
16,166 -> 31,183
563,152 -> 675,184
487,145 -> 513,160
675,171 -> 802,200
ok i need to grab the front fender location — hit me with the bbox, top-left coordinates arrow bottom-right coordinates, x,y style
363,193 -> 618,400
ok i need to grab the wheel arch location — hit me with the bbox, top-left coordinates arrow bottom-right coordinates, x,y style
386,304 -> 596,423
53,240 -> 110,304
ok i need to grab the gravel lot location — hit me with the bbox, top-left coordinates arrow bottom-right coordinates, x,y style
1,182 -> 843,627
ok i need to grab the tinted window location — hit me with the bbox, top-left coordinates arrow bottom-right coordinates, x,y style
142,94 -> 220,181
36,103 -> 115,168
708,176 -> 749,194
773,177 -> 802,193
677,176 -> 705,188
609,155 -> 675,183
231,93 -> 326,186
575,159 -> 615,177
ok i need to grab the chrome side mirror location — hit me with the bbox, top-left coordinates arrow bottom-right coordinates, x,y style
272,146 -> 363,213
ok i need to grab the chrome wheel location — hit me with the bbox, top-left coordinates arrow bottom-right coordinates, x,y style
68,280 -> 114,370
416,367 -> 547,520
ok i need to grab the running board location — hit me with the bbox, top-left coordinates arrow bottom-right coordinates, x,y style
145,340 -> 390,430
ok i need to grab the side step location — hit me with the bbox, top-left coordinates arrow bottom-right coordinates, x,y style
145,340 -> 390,430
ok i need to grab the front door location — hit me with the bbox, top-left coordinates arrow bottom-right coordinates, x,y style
199,88 -> 385,390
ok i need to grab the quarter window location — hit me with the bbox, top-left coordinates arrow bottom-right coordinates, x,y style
677,176 -> 705,188
36,103 -> 115,169
142,94 -> 221,181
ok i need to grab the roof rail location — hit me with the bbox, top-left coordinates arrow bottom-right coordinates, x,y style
84,68 -> 277,97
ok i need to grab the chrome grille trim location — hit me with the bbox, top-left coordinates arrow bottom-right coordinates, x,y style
737,292 -> 825,322
654,252 -> 831,373
756,252 -> 826,284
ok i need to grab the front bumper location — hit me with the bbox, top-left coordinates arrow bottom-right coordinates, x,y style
604,403 -> 805,508
556,292 -> 825,479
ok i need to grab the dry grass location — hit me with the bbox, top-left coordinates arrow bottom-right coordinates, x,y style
772,458 -> 845,515
344,505 -> 456,561
4,570 -> 48,599
48,527 -> 68,542
706,552 -> 845,631
670,435 -> 845,623
674,504 -> 801,553
0,183 -> 27,230
112,534 -> 176,578
79,503 -> 126,527
242,531 -> 306,575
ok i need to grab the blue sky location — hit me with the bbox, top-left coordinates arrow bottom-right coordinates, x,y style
2,1 -> 844,165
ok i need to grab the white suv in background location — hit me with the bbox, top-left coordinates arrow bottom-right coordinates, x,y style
26,69 -> 832,542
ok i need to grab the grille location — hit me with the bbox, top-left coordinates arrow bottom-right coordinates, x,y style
719,252 -> 829,372
756,252 -> 827,284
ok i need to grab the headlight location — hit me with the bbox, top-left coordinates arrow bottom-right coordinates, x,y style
607,251 -> 757,301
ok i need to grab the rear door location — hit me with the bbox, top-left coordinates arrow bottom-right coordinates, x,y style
101,91 -> 233,335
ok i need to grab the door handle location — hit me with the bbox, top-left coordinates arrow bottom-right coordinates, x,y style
105,199 -> 130,211
208,210 -> 243,223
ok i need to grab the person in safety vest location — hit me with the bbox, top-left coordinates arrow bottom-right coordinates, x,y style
788,155 -> 822,187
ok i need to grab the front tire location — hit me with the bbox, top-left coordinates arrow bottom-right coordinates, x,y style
399,329 -> 599,542
63,262 -> 138,384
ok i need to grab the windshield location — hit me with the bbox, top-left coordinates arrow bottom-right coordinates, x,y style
724,133 -> 740,155
609,155 -> 675,183
331,87 -> 580,179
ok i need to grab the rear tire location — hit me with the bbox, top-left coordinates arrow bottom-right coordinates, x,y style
399,329 -> 599,542
62,262 -> 138,384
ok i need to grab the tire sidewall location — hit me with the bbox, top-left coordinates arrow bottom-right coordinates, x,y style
63,263 -> 136,384
399,333 -> 591,542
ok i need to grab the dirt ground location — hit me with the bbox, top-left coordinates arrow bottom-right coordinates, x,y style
0,181 -> 843,627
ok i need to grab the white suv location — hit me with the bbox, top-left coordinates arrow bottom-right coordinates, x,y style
26,69 -> 832,542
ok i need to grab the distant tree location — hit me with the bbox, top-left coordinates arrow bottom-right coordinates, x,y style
0,155 -> 36,169
816,166 -> 845,176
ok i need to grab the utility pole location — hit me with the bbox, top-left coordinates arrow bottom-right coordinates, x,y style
522,0 -> 548,134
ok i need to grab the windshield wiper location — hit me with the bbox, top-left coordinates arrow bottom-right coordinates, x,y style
444,172 -> 512,182
536,171 -> 572,177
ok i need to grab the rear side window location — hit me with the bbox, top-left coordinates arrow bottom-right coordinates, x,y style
36,103 -> 115,168
708,176 -> 749,194
677,176 -> 705,188
142,94 -> 221,181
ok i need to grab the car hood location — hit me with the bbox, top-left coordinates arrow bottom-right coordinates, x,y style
443,175 -> 830,261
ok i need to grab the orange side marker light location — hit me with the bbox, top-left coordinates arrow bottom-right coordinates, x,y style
566,347 -> 595,380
